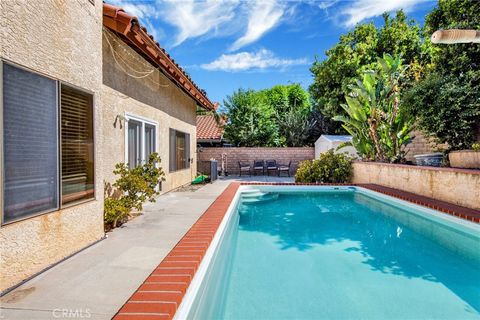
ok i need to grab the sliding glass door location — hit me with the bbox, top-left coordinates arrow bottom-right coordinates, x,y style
127,120 -> 142,169
126,116 -> 157,169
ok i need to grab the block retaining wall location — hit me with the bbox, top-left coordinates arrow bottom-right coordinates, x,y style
352,162 -> 480,210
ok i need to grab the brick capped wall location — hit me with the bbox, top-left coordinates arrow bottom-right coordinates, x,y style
197,147 -> 315,175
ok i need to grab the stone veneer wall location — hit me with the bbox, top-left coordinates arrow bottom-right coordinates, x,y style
0,0 -> 104,292
352,162 -> 480,210
197,147 -> 315,175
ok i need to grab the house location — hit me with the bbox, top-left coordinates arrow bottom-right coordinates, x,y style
196,114 -> 227,147
0,0 -> 214,294
102,3 -> 215,192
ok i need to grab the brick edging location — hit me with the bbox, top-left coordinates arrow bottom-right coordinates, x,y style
360,184 -> 480,223
113,181 -> 478,319
112,183 -> 240,320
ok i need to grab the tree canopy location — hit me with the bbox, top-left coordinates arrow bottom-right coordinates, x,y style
223,84 -> 312,147
403,0 -> 480,150
309,11 -> 431,133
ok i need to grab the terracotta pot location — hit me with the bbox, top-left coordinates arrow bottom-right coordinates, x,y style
449,150 -> 480,169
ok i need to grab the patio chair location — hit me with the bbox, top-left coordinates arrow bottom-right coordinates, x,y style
265,159 -> 277,176
238,161 -> 251,176
278,161 -> 292,177
253,160 -> 265,175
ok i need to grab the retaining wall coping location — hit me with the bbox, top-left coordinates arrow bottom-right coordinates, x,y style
354,161 -> 480,176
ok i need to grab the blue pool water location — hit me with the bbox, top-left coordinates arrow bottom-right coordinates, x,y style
185,188 -> 480,320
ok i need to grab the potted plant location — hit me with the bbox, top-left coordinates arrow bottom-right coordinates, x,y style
449,143 -> 480,169
413,153 -> 444,167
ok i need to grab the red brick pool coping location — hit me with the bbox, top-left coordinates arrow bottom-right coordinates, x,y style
113,182 -> 241,320
113,182 -> 479,320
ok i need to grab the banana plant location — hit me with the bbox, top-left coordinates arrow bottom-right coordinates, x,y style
334,54 -> 413,163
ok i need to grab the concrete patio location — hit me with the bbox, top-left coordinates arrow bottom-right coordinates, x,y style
0,176 -> 293,320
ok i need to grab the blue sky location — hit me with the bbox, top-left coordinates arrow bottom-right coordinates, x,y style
108,0 -> 437,106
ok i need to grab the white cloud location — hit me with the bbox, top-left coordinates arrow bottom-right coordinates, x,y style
230,0 -> 286,51
108,0 -> 293,49
317,0 -> 339,10
159,0 -> 239,47
200,49 -> 308,72
340,0 -> 428,27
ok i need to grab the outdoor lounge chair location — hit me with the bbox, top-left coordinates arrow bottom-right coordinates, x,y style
265,159 -> 278,176
253,160 -> 265,175
278,161 -> 292,177
238,161 -> 251,176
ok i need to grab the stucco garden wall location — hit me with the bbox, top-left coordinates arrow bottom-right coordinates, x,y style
352,162 -> 480,210
0,0 -> 105,293
102,30 -> 197,193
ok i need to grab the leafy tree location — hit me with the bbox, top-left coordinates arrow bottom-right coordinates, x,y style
334,54 -> 414,162
309,11 -> 431,132
260,84 -> 312,146
403,0 -> 480,150
223,85 -> 312,147
223,89 -> 279,146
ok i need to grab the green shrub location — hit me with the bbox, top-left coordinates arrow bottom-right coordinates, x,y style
104,197 -> 131,230
295,150 -> 353,183
112,153 -> 165,211
472,143 -> 480,151
104,153 -> 165,230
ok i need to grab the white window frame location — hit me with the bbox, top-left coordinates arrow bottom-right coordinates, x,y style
124,113 -> 158,166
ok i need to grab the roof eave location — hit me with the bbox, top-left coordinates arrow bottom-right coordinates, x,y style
102,3 -> 215,111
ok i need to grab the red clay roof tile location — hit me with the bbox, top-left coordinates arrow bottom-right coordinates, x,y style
103,2 -> 216,111
196,115 -> 225,140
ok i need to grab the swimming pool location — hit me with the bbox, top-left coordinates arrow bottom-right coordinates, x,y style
176,186 -> 480,320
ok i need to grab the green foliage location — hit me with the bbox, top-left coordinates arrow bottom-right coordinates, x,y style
309,11 -> 431,132
424,0 -> 480,77
261,84 -> 312,147
295,150 -> 353,183
104,153 -> 165,230
104,197 -> 131,229
334,54 -> 414,162
223,89 -> 279,147
403,0 -> 480,151
403,74 -> 480,151
223,85 -> 312,147
472,143 -> 480,152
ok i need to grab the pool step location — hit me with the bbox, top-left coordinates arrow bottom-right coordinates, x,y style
240,191 -> 279,204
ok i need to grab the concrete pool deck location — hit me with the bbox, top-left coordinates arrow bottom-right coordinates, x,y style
0,176 -> 293,320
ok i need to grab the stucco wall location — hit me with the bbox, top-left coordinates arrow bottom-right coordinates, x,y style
352,162 -> 480,210
102,30 -> 197,193
0,0 -> 104,292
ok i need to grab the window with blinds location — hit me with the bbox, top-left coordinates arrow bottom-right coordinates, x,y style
60,85 -> 94,205
1,63 -> 96,224
2,63 -> 59,223
169,129 -> 190,172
